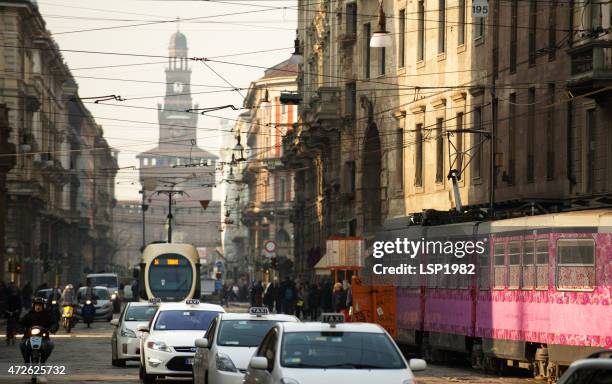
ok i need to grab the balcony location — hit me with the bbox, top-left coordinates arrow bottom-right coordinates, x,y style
567,40 -> 612,95
312,87 -> 342,124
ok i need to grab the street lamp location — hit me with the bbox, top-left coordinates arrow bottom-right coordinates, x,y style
370,1 -> 392,48
233,136 -> 246,162
289,30 -> 304,65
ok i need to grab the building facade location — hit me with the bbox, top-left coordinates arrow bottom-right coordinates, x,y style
241,60 -> 298,281
0,0 -> 117,287
285,0 -> 612,279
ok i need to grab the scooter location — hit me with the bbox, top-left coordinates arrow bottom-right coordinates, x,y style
5,309 -> 19,345
62,305 -> 76,333
81,300 -> 96,328
25,325 -> 51,383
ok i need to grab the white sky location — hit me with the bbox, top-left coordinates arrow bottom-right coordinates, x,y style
38,0 -> 297,200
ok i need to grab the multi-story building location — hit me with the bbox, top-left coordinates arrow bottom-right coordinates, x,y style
286,0 -> 612,279
0,0 -> 117,286
241,59 -> 298,281
112,30 -> 222,271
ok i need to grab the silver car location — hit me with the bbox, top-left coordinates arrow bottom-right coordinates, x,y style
76,286 -> 113,322
111,302 -> 158,367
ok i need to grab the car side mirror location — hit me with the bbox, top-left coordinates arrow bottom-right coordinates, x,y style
249,356 -> 268,370
136,324 -> 149,333
408,358 -> 427,371
194,338 -> 209,349
110,319 -> 119,327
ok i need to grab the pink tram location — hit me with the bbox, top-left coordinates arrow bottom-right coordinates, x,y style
383,209 -> 611,381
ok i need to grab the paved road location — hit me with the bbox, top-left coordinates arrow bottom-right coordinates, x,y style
0,307 -> 537,384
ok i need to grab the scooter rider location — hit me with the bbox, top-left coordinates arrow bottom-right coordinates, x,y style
61,284 -> 77,306
19,297 -> 55,363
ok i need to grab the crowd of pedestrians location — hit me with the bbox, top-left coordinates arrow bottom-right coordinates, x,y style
221,276 -> 352,320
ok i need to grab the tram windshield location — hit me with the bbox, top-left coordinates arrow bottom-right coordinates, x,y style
148,253 -> 193,301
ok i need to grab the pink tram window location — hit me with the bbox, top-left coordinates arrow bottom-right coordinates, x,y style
535,239 -> 549,290
493,242 -> 506,290
508,241 -> 522,290
556,239 -> 596,291
479,250 -> 489,290
522,240 -> 536,290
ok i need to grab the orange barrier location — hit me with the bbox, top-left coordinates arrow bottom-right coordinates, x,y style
350,276 -> 397,337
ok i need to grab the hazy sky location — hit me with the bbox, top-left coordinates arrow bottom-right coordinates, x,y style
38,0 -> 297,200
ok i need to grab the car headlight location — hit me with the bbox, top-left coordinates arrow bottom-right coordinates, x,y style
215,353 -> 238,372
120,328 -> 137,338
146,341 -> 172,352
30,328 -> 41,336
280,379 -> 300,384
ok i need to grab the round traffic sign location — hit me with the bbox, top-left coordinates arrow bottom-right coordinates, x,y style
264,240 -> 277,253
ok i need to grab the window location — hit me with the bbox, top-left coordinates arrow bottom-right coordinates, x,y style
546,84 -> 555,180
548,0 -> 557,61
435,118 -> 444,183
346,3 -> 357,35
508,241 -> 521,289
556,239 -> 596,291
474,12 -> 484,39
399,9 -> 406,67
345,160 -> 356,194
279,178 -> 286,202
455,113 -> 463,171
364,23 -> 371,78
438,0 -> 446,53
522,240 -> 535,289
379,46 -> 386,76
493,242 -> 506,289
508,93 -> 516,184
479,247 -> 489,290
472,106 -> 482,179
458,0 -> 465,45
510,0 -> 518,73
396,128 -> 404,192
529,0 -> 537,65
415,124 -> 423,187
527,88 -> 535,183
345,82 -> 356,117
417,0 -> 425,61
535,239 -> 549,289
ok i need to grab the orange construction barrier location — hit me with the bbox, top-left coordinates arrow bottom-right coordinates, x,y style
350,275 -> 397,337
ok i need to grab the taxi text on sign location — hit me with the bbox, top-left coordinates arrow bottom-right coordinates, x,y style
472,0 -> 489,18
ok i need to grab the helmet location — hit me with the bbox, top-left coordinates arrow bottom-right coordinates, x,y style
32,297 -> 46,309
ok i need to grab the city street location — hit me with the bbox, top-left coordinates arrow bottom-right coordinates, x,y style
0,309 -> 538,384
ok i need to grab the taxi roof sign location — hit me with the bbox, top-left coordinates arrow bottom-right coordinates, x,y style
186,299 -> 200,305
249,307 -> 269,317
149,298 -> 161,304
321,313 -> 344,327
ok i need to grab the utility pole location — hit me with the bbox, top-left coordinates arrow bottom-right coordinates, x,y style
139,189 -> 149,250
155,190 -> 184,243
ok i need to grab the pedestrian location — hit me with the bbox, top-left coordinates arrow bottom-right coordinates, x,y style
252,281 -> 264,307
295,284 -> 306,319
300,283 -> 310,320
263,281 -> 276,312
332,282 -> 347,313
6,285 -> 22,345
308,283 -> 321,320
282,277 -> 296,315
0,280 -> 6,315
21,281 -> 32,311
320,279 -> 332,313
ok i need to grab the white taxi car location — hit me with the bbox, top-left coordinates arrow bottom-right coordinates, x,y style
110,302 -> 159,367
243,314 -> 427,384
138,299 -> 225,384
193,307 -> 299,384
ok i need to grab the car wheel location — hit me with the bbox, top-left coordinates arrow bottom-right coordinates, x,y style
140,365 -> 156,384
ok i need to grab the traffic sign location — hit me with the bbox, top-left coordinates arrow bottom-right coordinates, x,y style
472,0 -> 489,18
264,240 -> 277,253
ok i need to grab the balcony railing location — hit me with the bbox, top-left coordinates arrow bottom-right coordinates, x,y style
568,40 -> 612,92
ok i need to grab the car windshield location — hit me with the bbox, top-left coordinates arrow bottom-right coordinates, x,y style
89,276 -> 117,288
78,288 -> 109,300
281,332 -> 406,369
153,310 -> 220,331
218,320 -> 282,347
125,305 -> 157,322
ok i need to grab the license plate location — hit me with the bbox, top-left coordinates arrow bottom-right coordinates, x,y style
30,336 -> 42,349
185,358 -> 193,365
